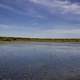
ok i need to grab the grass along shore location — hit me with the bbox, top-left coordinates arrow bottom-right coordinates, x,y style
0,37 -> 80,43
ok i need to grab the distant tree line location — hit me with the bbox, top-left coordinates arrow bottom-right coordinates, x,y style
0,37 -> 80,42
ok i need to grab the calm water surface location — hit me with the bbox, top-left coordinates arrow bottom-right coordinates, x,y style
0,42 -> 80,80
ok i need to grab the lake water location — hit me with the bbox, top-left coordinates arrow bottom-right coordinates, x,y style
0,42 -> 80,80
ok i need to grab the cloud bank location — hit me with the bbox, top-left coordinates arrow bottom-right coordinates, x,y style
0,0 -> 80,38
0,0 -> 80,15
30,0 -> 80,15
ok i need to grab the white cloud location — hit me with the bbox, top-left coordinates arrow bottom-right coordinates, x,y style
0,3 -> 28,15
0,24 -> 80,38
43,29 -> 80,34
0,24 -> 10,29
0,4 -> 14,10
1,0 -> 80,18
33,28 -> 80,36
31,29 -> 80,38
30,0 -> 80,15
0,3 -> 45,19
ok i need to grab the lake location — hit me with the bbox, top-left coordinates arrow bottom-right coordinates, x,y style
0,42 -> 80,80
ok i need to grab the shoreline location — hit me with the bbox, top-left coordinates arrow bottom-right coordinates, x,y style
0,41 -> 80,44
0,37 -> 80,43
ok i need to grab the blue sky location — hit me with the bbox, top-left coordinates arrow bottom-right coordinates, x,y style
0,0 -> 80,38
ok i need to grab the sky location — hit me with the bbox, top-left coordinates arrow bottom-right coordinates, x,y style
0,0 -> 80,38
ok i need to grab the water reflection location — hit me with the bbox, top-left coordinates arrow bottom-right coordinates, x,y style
0,42 -> 80,80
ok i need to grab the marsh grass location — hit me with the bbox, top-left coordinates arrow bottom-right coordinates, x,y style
0,37 -> 80,43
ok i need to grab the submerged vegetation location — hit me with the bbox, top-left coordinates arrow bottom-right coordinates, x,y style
0,37 -> 80,42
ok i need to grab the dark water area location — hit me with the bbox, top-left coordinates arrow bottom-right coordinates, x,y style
0,42 -> 80,80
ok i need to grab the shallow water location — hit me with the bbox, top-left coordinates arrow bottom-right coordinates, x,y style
0,42 -> 80,80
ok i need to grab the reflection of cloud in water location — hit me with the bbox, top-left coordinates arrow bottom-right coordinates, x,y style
0,43 -> 80,80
